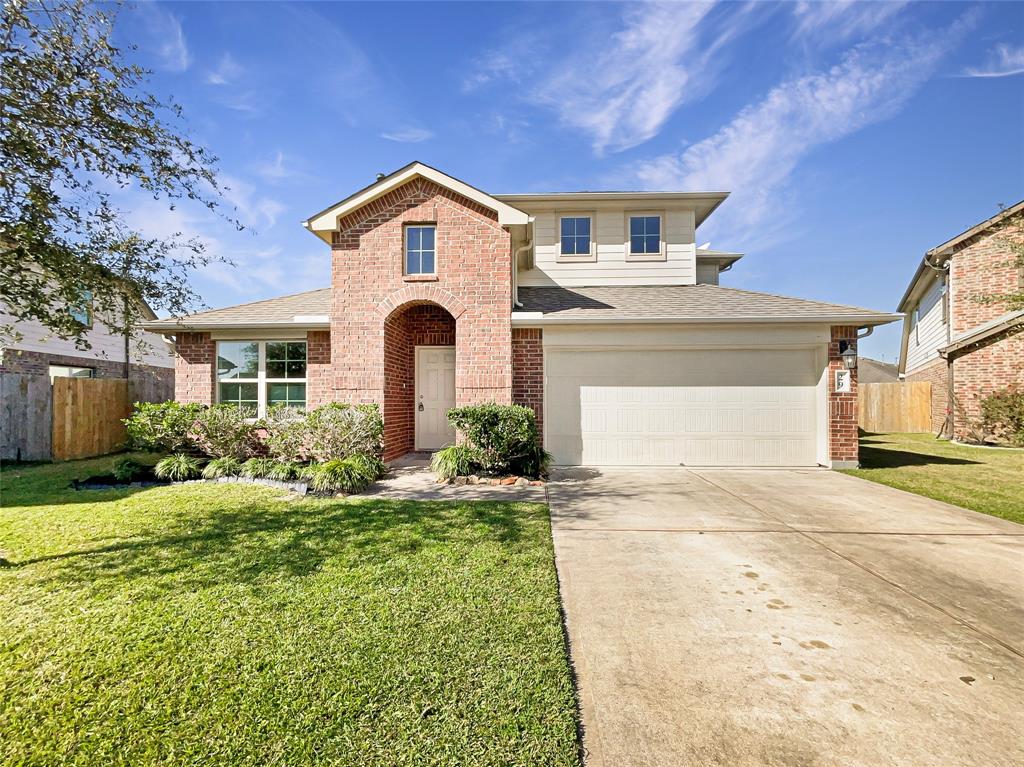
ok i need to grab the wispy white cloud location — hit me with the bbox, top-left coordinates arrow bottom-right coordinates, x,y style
631,16 -> 975,246
791,1 -> 908,42
206,53 -> 244,86
254,151 -> 306,183
132,2 -> 191,72
381,127 -> 434,143
218,175 -> 286,230
962,43 -> 1024,78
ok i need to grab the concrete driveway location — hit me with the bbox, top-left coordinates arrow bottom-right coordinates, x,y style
549,468 -> 1024,767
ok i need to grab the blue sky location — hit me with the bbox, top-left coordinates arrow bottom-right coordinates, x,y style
114,1 -> 1024,362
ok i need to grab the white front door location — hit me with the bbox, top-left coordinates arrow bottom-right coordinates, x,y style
415,346 -> 456,450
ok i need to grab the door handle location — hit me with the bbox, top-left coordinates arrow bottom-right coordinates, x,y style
418,402 -> 424,412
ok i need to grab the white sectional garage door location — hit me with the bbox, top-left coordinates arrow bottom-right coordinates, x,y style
546,347 -> 821,467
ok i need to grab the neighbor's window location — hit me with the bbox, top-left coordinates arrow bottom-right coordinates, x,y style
629,215 -> 662,256
405,225 -> 436,275
560,216 -> 592,258
48,364 -> 94,382
69,289 -> 93,328
216,340 -> 306,417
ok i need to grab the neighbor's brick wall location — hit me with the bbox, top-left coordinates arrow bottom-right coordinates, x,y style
305,330 -> 332,409
330,177 -> 513,454
382,304 -> 456,460
829,326 -> 859,464
512,328 -> 543,439
949,212 -> 1023,335
175,332 -> 215,404
0,348 -> 124,379
905,357 -> 949,435
951,330 -> 1024,439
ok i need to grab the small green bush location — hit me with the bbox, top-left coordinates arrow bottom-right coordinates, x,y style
430,444 -> 478,480
980,386 -> 1024,446
154,454 -> 203,481
201,457 -> 242,479
240,457 -> 278,479
112,458 -> 147,482
301,453 -> 384,494
124,402 -> 203,452
264,461 -> 303,482
446,403 -> 544,477
190,405 -> 262,460
261,405 -> 310,462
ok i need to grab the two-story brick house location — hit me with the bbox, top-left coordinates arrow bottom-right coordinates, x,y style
898,201 -> 1024,439
145,162 -> 899,467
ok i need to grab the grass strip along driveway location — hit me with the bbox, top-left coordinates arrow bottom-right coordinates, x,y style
843,432 -> 1024,525
0,456 -> 578,767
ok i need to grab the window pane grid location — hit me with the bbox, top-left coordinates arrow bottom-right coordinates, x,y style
560,216 -> 591,256
629,216 -> 661,254
406,225 -> 436,274
215,340 -> 307,418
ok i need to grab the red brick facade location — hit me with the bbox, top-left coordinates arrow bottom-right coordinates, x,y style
329,178 -> 513,430
306,330 -> 332,409
0,347 -> 171,387
175,332 -> 216,404
951,331 -> 1024,439
382,304 -> 456,460
829,326 -> 859,465
905,357 -> 949,434
511,328 -> 544,438
949,215 -> 1023,336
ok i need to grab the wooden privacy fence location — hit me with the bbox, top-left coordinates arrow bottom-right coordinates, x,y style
859,382 -> 932,433
2,373 -> 173,461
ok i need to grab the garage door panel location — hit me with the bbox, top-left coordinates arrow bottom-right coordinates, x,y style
547,348 -> 822,467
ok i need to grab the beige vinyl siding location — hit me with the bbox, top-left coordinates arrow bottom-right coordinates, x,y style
519,207 -> 697,287
696,262 -> 720,285
905,275 -> 947,374
0,304 -> 175,369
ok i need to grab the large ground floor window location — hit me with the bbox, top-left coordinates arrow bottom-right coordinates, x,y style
216,340 -> 306,417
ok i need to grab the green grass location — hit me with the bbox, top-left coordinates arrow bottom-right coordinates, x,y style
842,433 -> 1024,525
0,455 -> 579,767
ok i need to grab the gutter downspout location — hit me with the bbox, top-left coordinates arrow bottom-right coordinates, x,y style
924,253 -> 953,439
513,238 -> 533,308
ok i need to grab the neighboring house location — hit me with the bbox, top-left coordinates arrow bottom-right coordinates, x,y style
144,162 -> 899,468
857,358 -> 899,383
898,201 -> 1024,438
0,293 -> 175,385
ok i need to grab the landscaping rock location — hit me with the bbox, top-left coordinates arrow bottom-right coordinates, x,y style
453,476 -> 468,486
514,477 -> 529,487
529,480 -> 545,486
500,477 -> 517,486
467,475 -> 480,485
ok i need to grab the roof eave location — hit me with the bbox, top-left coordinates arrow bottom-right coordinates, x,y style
510,313 -> 902,327
141,320 -> 331,335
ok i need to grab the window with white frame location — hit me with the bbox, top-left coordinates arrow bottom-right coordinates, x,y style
628,214 -> 662,257
559,215 -> 593,259
216,340 -> 307,417
49,364 -> 94,382
405,225 -> 436,275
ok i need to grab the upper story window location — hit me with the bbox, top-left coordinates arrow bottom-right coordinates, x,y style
69,289 -> 93,328
217,340 -> 307,418
49,364 -> 94,382
405,225 -> 436,275
629,215 -> 662,256
559,215 -> 593,261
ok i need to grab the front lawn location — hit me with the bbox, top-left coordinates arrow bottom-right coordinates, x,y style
842,432 -> 1024,525
0,455 -> 579,767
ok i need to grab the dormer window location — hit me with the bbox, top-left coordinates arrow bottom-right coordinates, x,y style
628,214 -> 664,260
405,225 -> 436,275
558,215 -> 595,262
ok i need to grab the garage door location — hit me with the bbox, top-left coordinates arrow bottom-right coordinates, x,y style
546,348 -> 822,467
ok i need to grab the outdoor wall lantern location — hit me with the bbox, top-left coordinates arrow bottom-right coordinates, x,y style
839,340 -> 858,370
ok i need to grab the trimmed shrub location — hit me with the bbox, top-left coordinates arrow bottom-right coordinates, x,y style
240,457 -> 278,479
190,405 -> 262,460
202,457 -> 242,479
262,406 -> 310,462
304,403 -> 384,461
980,386 -> 1024,446
446,403 -> 544,477
124,402 -> 203,452
154,454 -> 203,481
431,444 -> 478,480
112,458 -> 147,482
301,453 -> 384,494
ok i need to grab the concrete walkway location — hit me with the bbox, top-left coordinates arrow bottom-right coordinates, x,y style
549,467 -> 1024,767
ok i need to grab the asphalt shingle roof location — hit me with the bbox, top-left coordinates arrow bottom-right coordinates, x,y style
145,288 -> 330,329
516,284 -> 895,322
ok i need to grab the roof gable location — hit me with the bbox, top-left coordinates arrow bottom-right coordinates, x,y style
304,162 -> 529,242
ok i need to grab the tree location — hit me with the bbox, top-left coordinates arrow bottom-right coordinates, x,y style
0,0 -> 236,349
976,209 -> 1024,312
